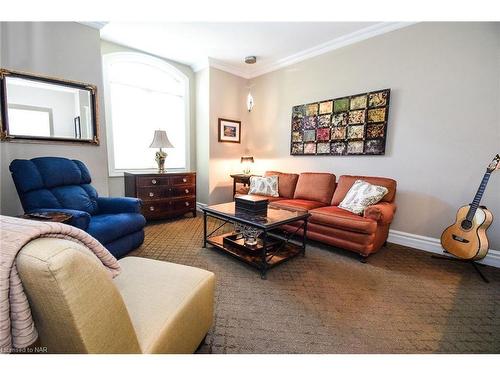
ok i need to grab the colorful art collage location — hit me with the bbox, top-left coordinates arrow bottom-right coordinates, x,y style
290,89 -> 390,156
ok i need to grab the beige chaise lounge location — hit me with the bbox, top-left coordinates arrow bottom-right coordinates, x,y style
16,238 -> 215,354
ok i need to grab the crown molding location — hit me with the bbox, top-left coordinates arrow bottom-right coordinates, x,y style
248,22 -> 416,79
207,58 -> 252,79
192,59 -> 209,73
192,59 -> 251,78
77,22 -> 108,30
197,22 -> 416,80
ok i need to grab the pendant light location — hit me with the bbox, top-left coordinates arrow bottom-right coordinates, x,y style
247,92 -> 254,112
245,56 -> 256,112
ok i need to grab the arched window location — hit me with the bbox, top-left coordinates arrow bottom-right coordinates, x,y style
103,52 -> 189,175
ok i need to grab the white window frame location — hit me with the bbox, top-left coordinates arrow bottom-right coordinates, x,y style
102,52 -> 190,177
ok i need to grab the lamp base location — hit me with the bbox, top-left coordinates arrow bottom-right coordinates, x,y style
155,149 -> 167,173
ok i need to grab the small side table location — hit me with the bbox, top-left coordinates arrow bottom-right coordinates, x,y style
22,212 -> 73,224
230,174 -> 254,199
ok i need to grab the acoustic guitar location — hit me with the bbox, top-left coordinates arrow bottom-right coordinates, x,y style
440,154 -> 500,260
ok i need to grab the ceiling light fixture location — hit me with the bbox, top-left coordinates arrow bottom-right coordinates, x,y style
244,56 -> 257,64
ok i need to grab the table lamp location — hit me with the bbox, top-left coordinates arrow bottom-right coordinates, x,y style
240,156 -> 254,175
149,130 -> 174,173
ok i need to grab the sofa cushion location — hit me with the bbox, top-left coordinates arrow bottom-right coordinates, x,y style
87,213 -> 146,244
8,159 -> 45,193
264,171 -> 299,199
114,257 -> 215,353
51,185 -> 99,214
31,157 -> 91,188
22,189 -> 62,211
293,173 -> 336,205
332,175 -> 396,205
270,199 -> 326,212
309,206 -> 377,234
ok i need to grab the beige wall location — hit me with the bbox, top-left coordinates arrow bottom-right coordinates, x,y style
246,22 -> 500,249
101,41 -> 197,197
208,67 -> 250,205
195,68 -> 210,204
0,22 -> 109,216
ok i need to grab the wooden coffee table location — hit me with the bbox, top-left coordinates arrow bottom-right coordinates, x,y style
202,202 -> 310,279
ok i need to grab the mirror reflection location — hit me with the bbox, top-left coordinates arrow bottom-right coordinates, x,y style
0,70 -> 98,144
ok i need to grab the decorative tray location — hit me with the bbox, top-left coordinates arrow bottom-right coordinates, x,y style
223,233 -> 280,253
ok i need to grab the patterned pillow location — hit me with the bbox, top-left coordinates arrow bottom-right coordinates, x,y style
339,180 -> 388,215
248,176 -> 279,197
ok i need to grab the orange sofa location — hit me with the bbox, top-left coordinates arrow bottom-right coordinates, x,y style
237,171 -> 397,261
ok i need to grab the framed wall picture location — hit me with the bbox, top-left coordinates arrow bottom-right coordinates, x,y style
218,118 -> 241,143
290,88 -> 391,156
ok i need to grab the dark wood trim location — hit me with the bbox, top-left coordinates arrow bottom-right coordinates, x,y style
218,118 -> 241,143
0,68 -> 99,145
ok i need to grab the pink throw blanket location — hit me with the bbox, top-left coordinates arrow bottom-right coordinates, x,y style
0,215 -> 121,353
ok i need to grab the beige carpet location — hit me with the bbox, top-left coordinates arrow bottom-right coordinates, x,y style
129,216 -> 500,354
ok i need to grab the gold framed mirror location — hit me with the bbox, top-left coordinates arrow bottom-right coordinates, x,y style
0,68 -> 99,145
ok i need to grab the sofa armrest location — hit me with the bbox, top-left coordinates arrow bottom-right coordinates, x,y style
363,202 -> 397,225
97,197 -> 142,214
28,208 -> 91,231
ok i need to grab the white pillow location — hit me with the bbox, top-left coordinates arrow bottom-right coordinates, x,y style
339,180 -> 388,215
248,176 -> 279,197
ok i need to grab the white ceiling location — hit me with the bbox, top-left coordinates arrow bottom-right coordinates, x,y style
99,22 -> 413,79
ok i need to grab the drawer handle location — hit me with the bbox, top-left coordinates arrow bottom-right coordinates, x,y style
151,179 -> 157,185
182,178 -> 187,183
185,201 -> 190,207
185,189 -> 189,194
149,192 -> 154,197
149,206 -> 155,211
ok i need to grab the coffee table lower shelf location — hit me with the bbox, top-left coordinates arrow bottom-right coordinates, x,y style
206,232 -> 303,278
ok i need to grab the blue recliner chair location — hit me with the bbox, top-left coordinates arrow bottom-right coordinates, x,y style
9,157 -> 146,258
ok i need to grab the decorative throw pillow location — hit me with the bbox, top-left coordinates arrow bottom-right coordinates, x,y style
248,176 -> 279,197
339,180 -> 388,215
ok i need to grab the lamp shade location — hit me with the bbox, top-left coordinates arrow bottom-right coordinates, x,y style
149,130 -> 174,148
240,156 -> 254,163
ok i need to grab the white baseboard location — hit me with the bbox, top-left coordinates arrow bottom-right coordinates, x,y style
194,203 -> 500,269
388,229 -> 500,268
196,202 -> 207,212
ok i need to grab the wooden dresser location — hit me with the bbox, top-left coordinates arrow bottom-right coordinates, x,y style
124,172 -> 196,221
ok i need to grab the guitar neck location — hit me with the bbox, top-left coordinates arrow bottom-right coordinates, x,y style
467,172 -> 491,220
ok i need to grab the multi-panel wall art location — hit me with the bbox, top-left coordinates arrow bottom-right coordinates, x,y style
290,89 -> 390,156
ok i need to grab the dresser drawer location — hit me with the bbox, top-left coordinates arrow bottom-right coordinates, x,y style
141,200 -> 171,215
173,198 -> 195,211
137,176 -> 170,187
141,198 -> 195,216
137,186 -> 170,200
171,185 -> 195,197
170,174 -> 195,186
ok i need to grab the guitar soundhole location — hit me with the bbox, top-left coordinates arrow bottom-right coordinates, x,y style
461,220 -> 473,230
